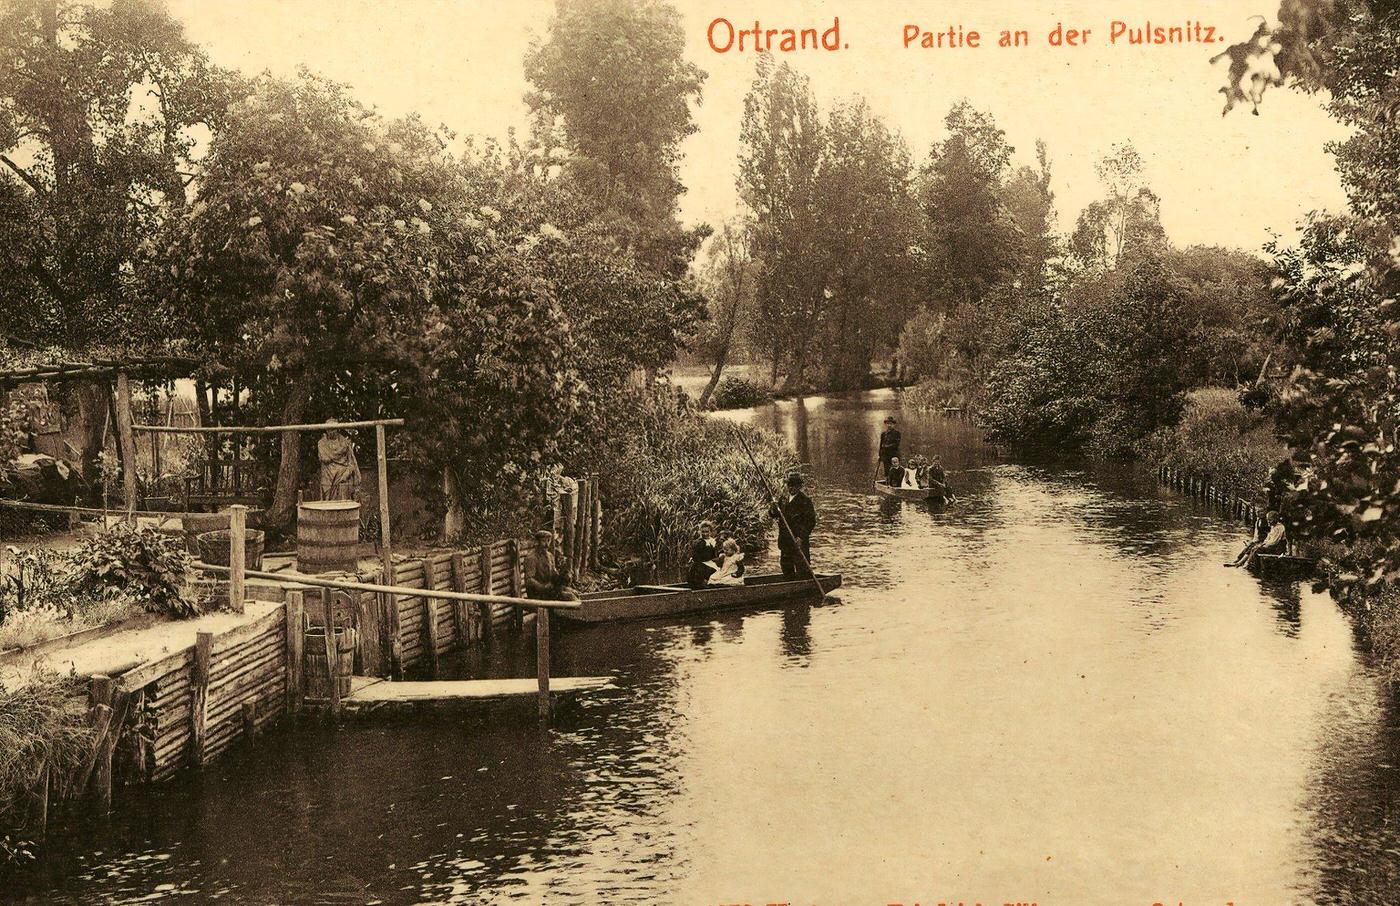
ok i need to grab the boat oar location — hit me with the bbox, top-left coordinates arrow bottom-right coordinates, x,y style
735,429 -> 828,601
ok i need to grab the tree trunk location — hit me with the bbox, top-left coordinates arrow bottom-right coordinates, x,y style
442,468 -> 465,541
62,380 -> 110,489
264,382 -> 309,533
697,348 -> 731,409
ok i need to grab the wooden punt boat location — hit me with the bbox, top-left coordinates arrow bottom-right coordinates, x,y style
557,572 -> 843,624
1249,553 -> 1318,578
874,480 -> 948,502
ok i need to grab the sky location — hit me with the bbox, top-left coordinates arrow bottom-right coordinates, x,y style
164,0 -> 1352,254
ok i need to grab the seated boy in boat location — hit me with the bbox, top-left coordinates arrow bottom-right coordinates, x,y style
1225,511 -> 1286,569
886,456 -> 908,487
708,538 -> 746,586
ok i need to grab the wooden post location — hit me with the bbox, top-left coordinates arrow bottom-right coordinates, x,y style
229,504 -> 247,614
509,540 -> 523,632
321,589 -> 341,718
422,557 -> 440,678
113,372 -> 140,519
190,631 -> 213,766
479,545 -> 495,644
93,689 -> 127,814
286,592 -> 304,715
591,494 -> 602,571
449,552 -> 469,645
536,604 -> 551,725
374,424 -> 398,672
561,490 -> 576,578
242,701 -> 257,747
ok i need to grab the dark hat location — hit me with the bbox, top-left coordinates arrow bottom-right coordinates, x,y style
533,528 -> 554,540
883,416 -> 896,423
785,472 -> 804,487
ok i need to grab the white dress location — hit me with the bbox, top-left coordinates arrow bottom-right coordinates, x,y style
900,467 -> 921,489
708,552 -> 745,586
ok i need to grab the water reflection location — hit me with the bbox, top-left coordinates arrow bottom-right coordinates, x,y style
11,390 -> 1400,905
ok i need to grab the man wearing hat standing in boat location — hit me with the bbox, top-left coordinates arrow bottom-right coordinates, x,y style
877,416 -> 902,477
523,529 -> 578,601
770,472 -> 817,580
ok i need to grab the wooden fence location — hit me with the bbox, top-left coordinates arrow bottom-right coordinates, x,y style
1156,464 -> 1263,526
552,475 -> 602,577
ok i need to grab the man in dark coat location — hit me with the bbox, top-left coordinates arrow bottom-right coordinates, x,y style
877,416 -> 902,474
769,472 -> 816,579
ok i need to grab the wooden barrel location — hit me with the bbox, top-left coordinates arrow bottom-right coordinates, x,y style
297,500 -> 361,574
304,626 -> 355,699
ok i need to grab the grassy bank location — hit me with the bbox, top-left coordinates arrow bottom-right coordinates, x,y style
1138,388 -> 1286,502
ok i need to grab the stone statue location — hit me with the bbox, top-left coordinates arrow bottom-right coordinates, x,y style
317,419 -> 361,501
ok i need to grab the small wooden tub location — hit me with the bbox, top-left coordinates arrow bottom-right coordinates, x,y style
197,528 -> 265,570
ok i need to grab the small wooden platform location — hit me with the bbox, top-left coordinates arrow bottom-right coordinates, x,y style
332,675 -> 614,718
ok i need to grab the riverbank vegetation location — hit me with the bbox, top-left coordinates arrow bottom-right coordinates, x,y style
0,670 -> 91,855
0,0 -> 786,578
0,525 -> 198,651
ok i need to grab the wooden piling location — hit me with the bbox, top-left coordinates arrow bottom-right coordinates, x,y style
190,631 -> 213,765
561,490 -> 576,579
536,605 -> 551,725
448,551 -> 467,644
376,424 -> 401,679
321,590 -> 341,718
478,545 -> 497,639
229,504 -> 247,613
113,372 -> 140,518
422,557 -> 440,678
510,540 -> 524,632
241,701 -> 257,747
286,591 -> 304,715
590,495 -> 602,571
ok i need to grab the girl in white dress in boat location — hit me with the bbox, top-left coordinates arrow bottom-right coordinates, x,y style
708,538 -> 746,586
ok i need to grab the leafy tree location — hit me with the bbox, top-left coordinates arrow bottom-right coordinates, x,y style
524,0 -> 707,277
982,251 -> 1192,457
0,0 -> 231,349
454,137 -> 705,470
919,101 -> 1022,310
815,98 -> 922,389
1222,1 -> 1400,595
736,54 -> 826,389
1000,140 -> 1061,291
158,73 -> 580,535
1069,143 -> 1166,270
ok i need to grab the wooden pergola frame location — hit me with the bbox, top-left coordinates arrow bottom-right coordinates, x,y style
131,417 -> 406,596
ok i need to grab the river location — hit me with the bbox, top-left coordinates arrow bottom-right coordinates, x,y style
10,390 -> 1400,905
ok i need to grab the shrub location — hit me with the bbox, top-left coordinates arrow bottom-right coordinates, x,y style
66,525 -> 197,619
1138,387 -> 1286,498
0,526 -> 198,649
710,375 -> 771,410
0,670 -> 92,837
597,387 -> 797,572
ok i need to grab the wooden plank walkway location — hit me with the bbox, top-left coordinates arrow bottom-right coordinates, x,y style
334,675 -> 613,717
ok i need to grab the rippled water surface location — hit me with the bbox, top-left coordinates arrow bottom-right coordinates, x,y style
11,391 -> 1400,905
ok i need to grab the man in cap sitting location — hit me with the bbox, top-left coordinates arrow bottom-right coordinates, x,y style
523,529 -> 579,601
769,472 -> 817,579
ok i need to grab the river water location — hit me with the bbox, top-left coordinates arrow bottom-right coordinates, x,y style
10,390 -> 1400,905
